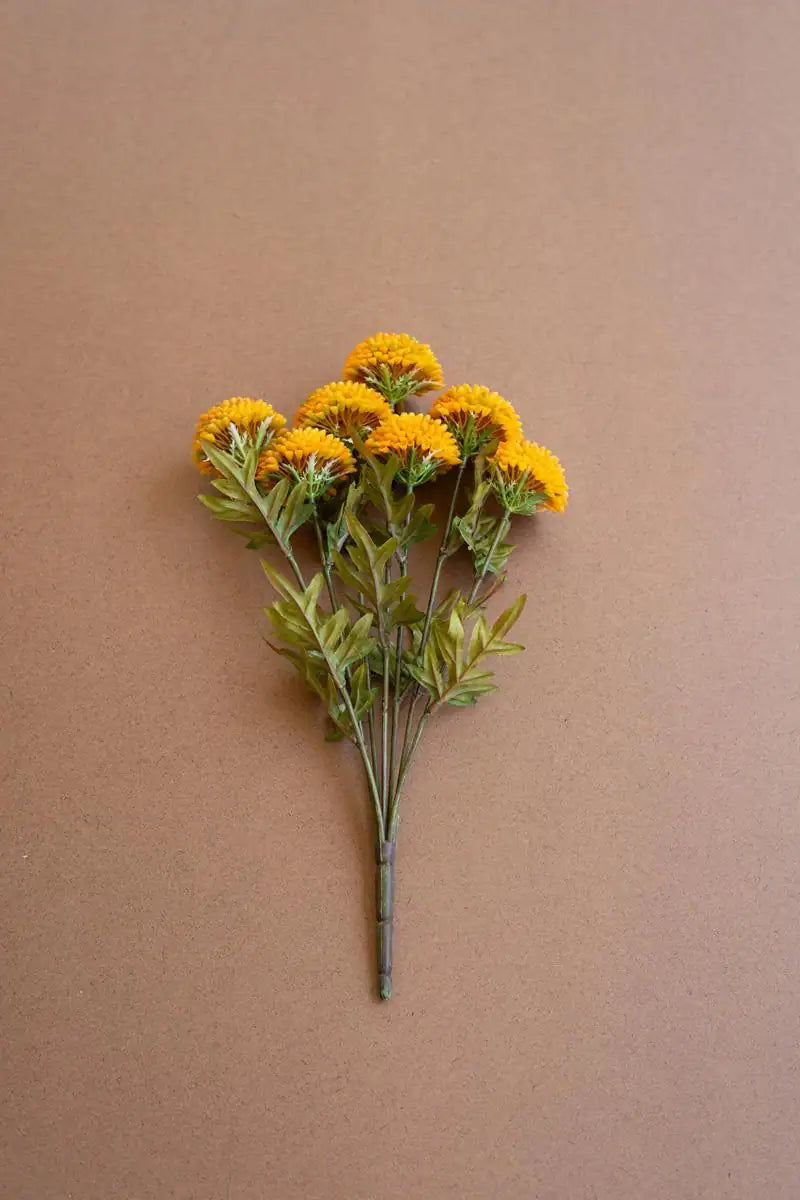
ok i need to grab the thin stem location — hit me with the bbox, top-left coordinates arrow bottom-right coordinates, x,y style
348,700 -> 385,841
282,546 -> 307,590
396,460 -> 467,787
312,512 -> 338,611
245,483 -> 308,590
467,513 -> 510,605
388,544 -> 408,797
420,458 -> 467,645
380,640 -> 390,825
360,589 -> 378,773
388,705 -> 429,841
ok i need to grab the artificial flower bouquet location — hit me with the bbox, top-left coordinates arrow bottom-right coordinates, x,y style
193,333 -> 568,999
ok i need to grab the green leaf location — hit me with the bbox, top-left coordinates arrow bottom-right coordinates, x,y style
405,503 -> 438,546
319,607 -> 349,650
211,476 -> 247,501
275,480 -> 313,541
417,592 -> 527,710
198,440 -> 244,482
492,593 -> 527,639
349,662 -> 378,720
446,672 -> 498,706
198,494 -> 259,523
301,573 -> 325,620
468,614 -> 490,659
261,558 -> 303,606
338,612 -> 375,667
242,445 -> 260,491
237,529 -> 275,550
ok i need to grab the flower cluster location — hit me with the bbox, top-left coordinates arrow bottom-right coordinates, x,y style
192,332 -> 567,516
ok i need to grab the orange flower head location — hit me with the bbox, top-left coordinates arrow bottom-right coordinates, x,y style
489,439 -> 568,514
294,381 -> 391,441
192,397 -> 285,474
364,411 -> 460,487
343,332 -> 444,405
257,427 -> 356,500
429,385 -> 522,455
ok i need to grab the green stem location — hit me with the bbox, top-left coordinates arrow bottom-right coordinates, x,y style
351,708 -> 385,842
282,546 -> 307,591
395,460 -> 467,797
388,705 -> 429,841
380,641 -> 390,824
307,514 -> 384,839
388,505 -> 410,801
467,513 -> 510,605
312,513 -> 338,611
376,840 -> 395,999
420,458 -> 467,645
245,483 -> 307,590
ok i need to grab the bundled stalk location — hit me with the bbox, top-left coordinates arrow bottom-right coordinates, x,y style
192,333 -> 568,999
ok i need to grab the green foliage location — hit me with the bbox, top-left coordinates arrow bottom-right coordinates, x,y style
198,441 -> 312,551
199,423 -> 532,760
360,364 -> 430,407
263,562 -> 378,738
323,481 -> 364,557
257,477 -> 314,549
332,511 -> 424,631
198,492 -> 260,524
405,594 -> 527,708
405,503 -> 437,546
452,483 -> 513,576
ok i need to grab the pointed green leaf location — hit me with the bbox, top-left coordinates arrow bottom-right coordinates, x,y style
338,612 -> 374,666
198,439 -> 243,482
491,593 -> 527,640
319,607 -> 349,650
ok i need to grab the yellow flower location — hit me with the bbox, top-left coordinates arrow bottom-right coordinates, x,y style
429,385 -> 522,455
257,427 -> 356,499
294,381 -> 391,440
343,332 -> 444,404
364,412 -> 460,486
193,397 -> 285,474
489,440 -> 568,514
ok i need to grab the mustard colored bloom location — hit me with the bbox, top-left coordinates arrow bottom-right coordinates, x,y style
343,332 -> 444,405
294,381 -> 391,441
364,412 -> 460,487
193,397 -> 285,474
257,427 -> 356,499
429,385 -> 522,456
489,439 -> 568,514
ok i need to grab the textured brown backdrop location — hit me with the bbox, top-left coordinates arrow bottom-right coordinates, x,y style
3,2 -> 799,1198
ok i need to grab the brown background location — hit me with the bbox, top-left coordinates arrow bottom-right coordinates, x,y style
3,2 -> 799,1198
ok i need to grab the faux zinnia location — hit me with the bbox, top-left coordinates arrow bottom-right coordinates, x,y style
343,332 -> 444,405
489,439 -> 569,514
193,397 -> 285,474
192,332 -> 568,1001
429,384 -> 522,455
364,411 -> 460,486
294,381 -> 391,441
257,428 -> 355,499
